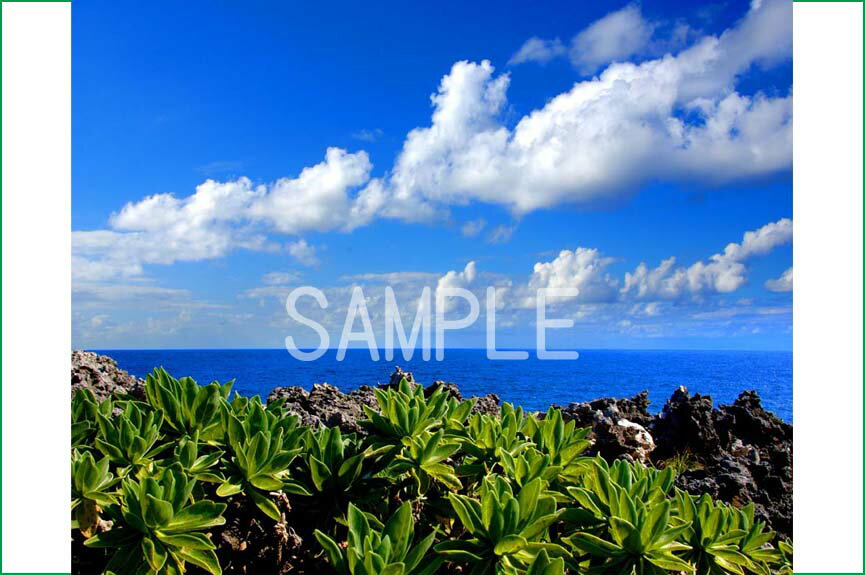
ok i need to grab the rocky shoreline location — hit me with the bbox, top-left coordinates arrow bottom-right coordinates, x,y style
71,350 -> 792,538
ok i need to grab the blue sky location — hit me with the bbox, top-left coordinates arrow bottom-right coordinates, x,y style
72,0 -> 793,351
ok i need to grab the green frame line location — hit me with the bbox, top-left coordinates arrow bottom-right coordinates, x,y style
0,0 -> 862,573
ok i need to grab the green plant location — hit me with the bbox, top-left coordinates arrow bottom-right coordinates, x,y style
315,502 -> 441,575
674,492 -> 785,575
658,449 -> 703,475
524,549 -> 565,575
519,410 -> 591,482
84,464 -> 226,575
144,368 -> 232,441
72,367 -> 794,575
499,448 -> 562,490
217,402 -> 310,520
385,429 -> 462,495
436,476 -> 566,574
565,458 -> 676,522
457,405 -> 530,482
564,494 -> 694,574
95,401 -> 166,474
304,427 -> 366,493
72,450 -> 118,536
361,379 -> 472,452
173,433 -> 222,483
72,388 -> 113,449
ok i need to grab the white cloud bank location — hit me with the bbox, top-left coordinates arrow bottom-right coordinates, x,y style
765,266 -> 793,292
74,0 -> 791,283
463,217 -> 794,309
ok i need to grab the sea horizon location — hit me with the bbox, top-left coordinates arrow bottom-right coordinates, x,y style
86,348 -> 793,422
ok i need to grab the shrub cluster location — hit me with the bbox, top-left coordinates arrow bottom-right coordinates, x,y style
72,368 -> 793,575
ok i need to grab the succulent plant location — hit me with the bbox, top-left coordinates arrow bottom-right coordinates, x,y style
72,450 -> 119,536
315,501 -> 442,575
384,429 -> 462,496
72,368 -> 793,575
94,401 -> 166,474
436,476 -> 567,574
216,401 -> 310,520
144,368 -> 232,442
564,494 -> 694,574
84,464 -> 226,574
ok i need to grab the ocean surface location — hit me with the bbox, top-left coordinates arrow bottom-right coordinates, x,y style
92,349 -> 793,422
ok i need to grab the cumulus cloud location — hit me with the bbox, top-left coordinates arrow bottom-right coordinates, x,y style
498,218 -> 792,309
382,0 -> 792,215
509,37 -> 567,65
765,266 -> 793,292
522,248 -> 619,306
73,0 -> 792,284
621,218 -> 793,299
74,148 -> 374,281
570,5 -> 655,73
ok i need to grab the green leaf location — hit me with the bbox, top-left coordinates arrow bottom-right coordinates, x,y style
177,547 -> 223,575
249,474 -> 283,491
216,482 -> 243,497
144,495 -> 175,528
248,487 -> 281,521
383,502 -> 413,560
165,501 -> 227,532
141,536 -> 168,572
494,534 -> 528,555
309,455 -> 333,492
314,530 -> 346,572
155,531 -> 216,550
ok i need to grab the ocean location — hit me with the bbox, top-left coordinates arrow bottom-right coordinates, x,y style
92,349 -> 792,422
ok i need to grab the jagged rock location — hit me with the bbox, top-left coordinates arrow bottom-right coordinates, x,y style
425,380 -> 462,401
650,386 -> 720,460
387,366 -> 416,388
647,387 -> 793,538
471,393 -> 501,417
71,350 -> 144,401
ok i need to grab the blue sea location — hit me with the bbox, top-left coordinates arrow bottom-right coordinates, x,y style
92,349 -> 793,422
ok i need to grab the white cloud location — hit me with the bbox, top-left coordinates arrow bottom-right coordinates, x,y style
522,248 -> 619,306
765,266 -> 793,292
570,5 -> 655,73
622,218 -> 792,299
73,0 -> 792,285
247,147 -> 376,234
74,148 -> 373,281
486,224 -> 516,244
381,0 -> 792,216
509,37 -> 567,65
262,271 -> 301,285
461,219 -> 486,237
352,128 -> 384,142
287,239 -> 319,267
340,271 -> 440,283
436,261 -> 477,292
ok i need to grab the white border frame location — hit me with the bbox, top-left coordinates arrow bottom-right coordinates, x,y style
2,2 -> 72,572
794,1 -> 864,571
0,1 -> 864,573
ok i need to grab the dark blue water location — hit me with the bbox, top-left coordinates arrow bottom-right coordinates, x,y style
93,349 -> 792,422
